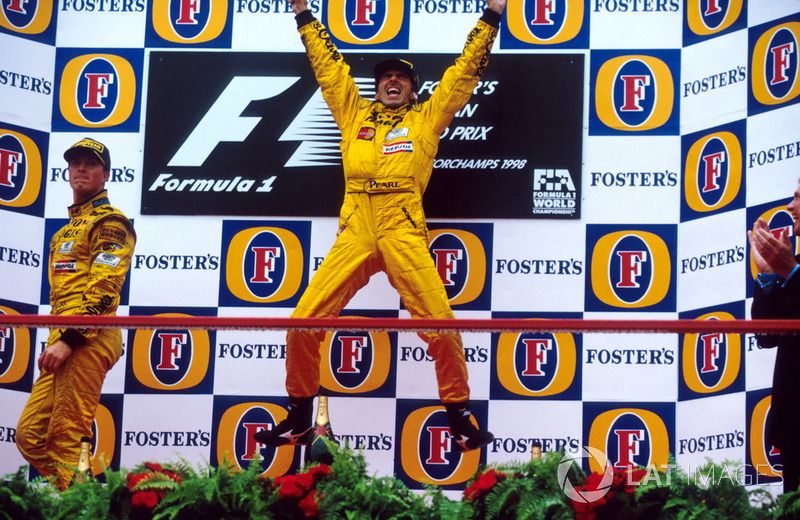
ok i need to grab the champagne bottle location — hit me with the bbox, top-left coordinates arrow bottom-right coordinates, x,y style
75,436 -> 92,482
305,395 -> 337,465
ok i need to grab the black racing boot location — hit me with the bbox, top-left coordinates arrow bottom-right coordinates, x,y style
445,402 -> 494,451
253,397 -> 313,447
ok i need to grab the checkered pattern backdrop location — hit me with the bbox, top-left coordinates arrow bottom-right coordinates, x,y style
1,0 -> 799,491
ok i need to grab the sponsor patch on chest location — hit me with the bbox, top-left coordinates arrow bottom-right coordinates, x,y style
385,127 -> 410,141
357,126 -> 376,140
53,260 -> 77,273
57,241 -> 75,254
94,252 -> 122,268
382,141 -> 413,155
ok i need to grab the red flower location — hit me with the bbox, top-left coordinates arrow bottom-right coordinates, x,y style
131,490 -> 160,510
276,476 -> 307,499
297,489 -> 319,518
464,469 -> 505,502
307,464 -> 331,481
143,462 -> 163,472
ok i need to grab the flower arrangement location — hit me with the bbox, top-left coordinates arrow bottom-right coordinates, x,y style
1,446 -> 798,520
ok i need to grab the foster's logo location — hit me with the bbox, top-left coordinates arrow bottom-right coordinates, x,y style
90,398 -> 121,475
149,0 -> 230,45
130,313 -> 212,391
683,126 -> 744,215
681,311 -> 742,396
503,0 -> 586,47
750,18 -> 800,110
587,226 -> 675,311
324,0 -> 408,48
586,406 -> 671,473
684,0 -> 744,39
428,224 -> 491,310
494,327 -> 578,398
0,305 -> 31,386
222,222 -> 309,306
0,130 -> 43,210
749,205 -> 798,279
748,392 -> 782,481
399,404 -> 482,487
215,401 -> 296,478
320,323 -> 393,395
56,50 -> 141,130
0,0 -> 52,36
592,51 -> 678,134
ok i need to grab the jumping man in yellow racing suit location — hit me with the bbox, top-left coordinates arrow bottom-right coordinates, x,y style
255,0 -> 506,451
16,138 -> 135,489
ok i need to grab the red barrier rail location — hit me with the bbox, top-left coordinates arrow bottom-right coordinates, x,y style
0,314 -> 799,333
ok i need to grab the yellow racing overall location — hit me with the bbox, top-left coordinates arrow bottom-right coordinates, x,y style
286,13 -> 499,404
17,190 -> 135,489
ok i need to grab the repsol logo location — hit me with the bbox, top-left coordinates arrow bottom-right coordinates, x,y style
681,312 -> 742,395
678,430 -> 744,455
495,330 -> 577,397
320,326 -> 393,394
0,0 -> 53,34
50,166 -> 135,183
399,404 -> 482,486
129,313 -> 212,391
750,18 -> 800,109
591,51 -> 678,134
683,127 -> 743,214
133,254 -> 220,270
215,402 -> 295,478
148,0 -> 230,45
55,50 -> 141,130
680,246 -> 744,274
489,436 -> 580,455
399,345 -> 488,363
428,224 -> 492,310
0,306 -> 32,385
0,130 -> 43,209
324,0 -> 409,48
685,0 -> 743,37
494,258 -> 583,275
586,407 -> 671,473
221,221 -> 309,306
587,226 -> 675,311
503,0 -> 586,46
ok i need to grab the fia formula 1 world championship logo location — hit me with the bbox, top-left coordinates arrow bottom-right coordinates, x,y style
557,446 -> 613,503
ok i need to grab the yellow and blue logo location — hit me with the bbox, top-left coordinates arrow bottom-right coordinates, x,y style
586,225 -> 676,312
323,0 -> 409,49
681,120 -> 745,221
126,310 -> 215,393
491,313 -> 581,400
590,50 -> 679,135
427,223 -> 492,310
146,0 -> 232,46
501,0 -> 588,49
396,400 -> 485,489
213,398 -> 299,478
584,403 -> 673,474
749,15 -> 800,115
0,303 -> 35,391
746,389 -> 782,484
90,395 -> 123,475
0,127 -> 45,216
53,49 -> 143,131
0,0 -> 55,43
320,313 -> 396,397
220,221 -> 310,307
679,307 -> 744,399
683,0 -> 745,46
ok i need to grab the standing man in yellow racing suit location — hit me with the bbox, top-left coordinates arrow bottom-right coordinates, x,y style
16,138 -> 136,489
255,0 -> 505,451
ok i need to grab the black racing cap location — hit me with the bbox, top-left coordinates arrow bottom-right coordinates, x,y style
64,137 -> 111,170
374,58 -> 419,92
